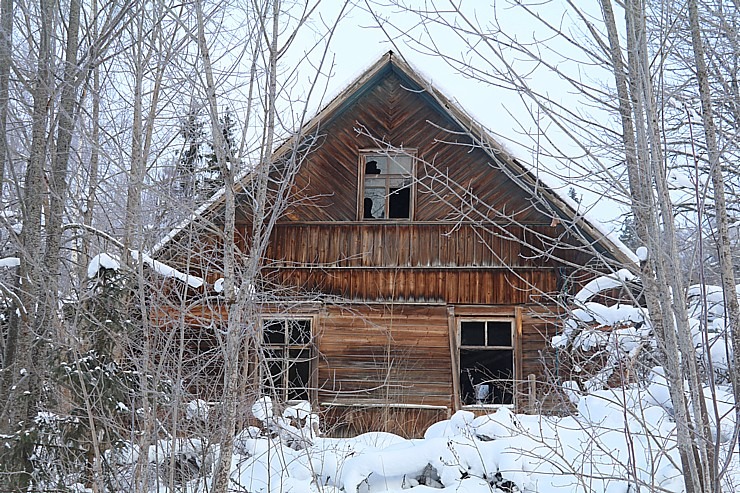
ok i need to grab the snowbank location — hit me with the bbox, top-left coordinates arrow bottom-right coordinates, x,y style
100,390 -> 740,493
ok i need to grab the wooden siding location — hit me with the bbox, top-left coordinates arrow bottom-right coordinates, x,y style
265,223 -> 585,269
316,305 -> 453,408
266,267 -> 558,304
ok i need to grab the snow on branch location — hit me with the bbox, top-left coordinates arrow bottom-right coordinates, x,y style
0,256 -> 20,268
87,253 -> 121,278
86,250 -> 204,289
130,251 -> 204,289
574,268 -> 636,302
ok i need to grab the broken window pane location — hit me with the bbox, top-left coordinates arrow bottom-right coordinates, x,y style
365,159 -> 382,175
364,185 -> 385,219
361,153 -> 413,220
288,360 -> 310,401
460,349 -> 514,405
459,320 -> 514,406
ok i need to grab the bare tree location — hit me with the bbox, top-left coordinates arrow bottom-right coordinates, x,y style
190,1 -> 349,490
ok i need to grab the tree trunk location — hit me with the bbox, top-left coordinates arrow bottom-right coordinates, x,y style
196,0 -> 241,487
80,0 -> 101,284
600,0 -> 707,490
0,0 -> 13,197
44,0 -> 81,350
0,0 -> 53,488
688,1 -> 740,487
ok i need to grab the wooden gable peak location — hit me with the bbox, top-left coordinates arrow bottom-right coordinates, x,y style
153,51 -> 635,266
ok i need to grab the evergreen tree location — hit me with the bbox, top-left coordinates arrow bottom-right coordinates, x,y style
619,213 -> 641,251
203,108 -> 239,196
175,106 -> 205,198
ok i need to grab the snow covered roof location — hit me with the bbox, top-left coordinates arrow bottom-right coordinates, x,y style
153,51 -> 635,265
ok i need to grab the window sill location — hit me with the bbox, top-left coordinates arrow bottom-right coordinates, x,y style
461,403 -> 515,410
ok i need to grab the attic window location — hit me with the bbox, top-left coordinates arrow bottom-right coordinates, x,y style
360,152 -> 414,220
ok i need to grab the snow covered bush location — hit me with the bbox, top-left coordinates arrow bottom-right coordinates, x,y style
553,275 -> 740,396
250,397 -> 320,449
104,436 -> 215,491
551,295 -> 654,395
686,284 -> 737,384
0,411 -> 87,491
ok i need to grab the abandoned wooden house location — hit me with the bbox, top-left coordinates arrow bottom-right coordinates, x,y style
151,51 -> 632,437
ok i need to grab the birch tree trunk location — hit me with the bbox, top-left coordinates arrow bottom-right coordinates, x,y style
0,0 -> 12,196
601,0 -> 714,489
0,0 -> 53,488
195,0 -> 246,486
688,2 -> 740,486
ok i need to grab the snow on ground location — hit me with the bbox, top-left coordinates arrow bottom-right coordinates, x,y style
105,392 -> 740,493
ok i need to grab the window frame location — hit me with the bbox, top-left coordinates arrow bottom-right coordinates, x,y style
457,318 -> 516,407
357,150 -> 416,221
259,316 -> 316,403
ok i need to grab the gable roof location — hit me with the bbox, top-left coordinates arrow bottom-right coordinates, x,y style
153,51 -> 635,265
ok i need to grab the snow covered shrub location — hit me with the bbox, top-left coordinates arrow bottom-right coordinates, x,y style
0,411 -> 93,492
76,253 -> 142,358
101,436 -> 215,491
553,276 -> 740,399
686,284 -> 736,384
550,269 -> 658,397
3,251 -> 170,491
0,260 -> 159,491
552,301 -> 654,395
153,438 -> 215,487
39,350 -> 172,490
249,396 -> 320,449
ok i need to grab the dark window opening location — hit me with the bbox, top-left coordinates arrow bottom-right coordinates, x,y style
361,153 -> 413,220
366,160 -> 381,174
261,319 -> 313,402
459,320 -> 514,406
388,187 -> 410,218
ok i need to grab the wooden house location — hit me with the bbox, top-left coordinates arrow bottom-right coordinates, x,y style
152,52 -> 632,437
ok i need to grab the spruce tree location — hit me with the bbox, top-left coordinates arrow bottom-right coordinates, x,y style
176,107 -> 205,198
203,108 -> 239,196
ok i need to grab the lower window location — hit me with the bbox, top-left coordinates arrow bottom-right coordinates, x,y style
459,319 -> 514,405
261,318 -> 313,402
